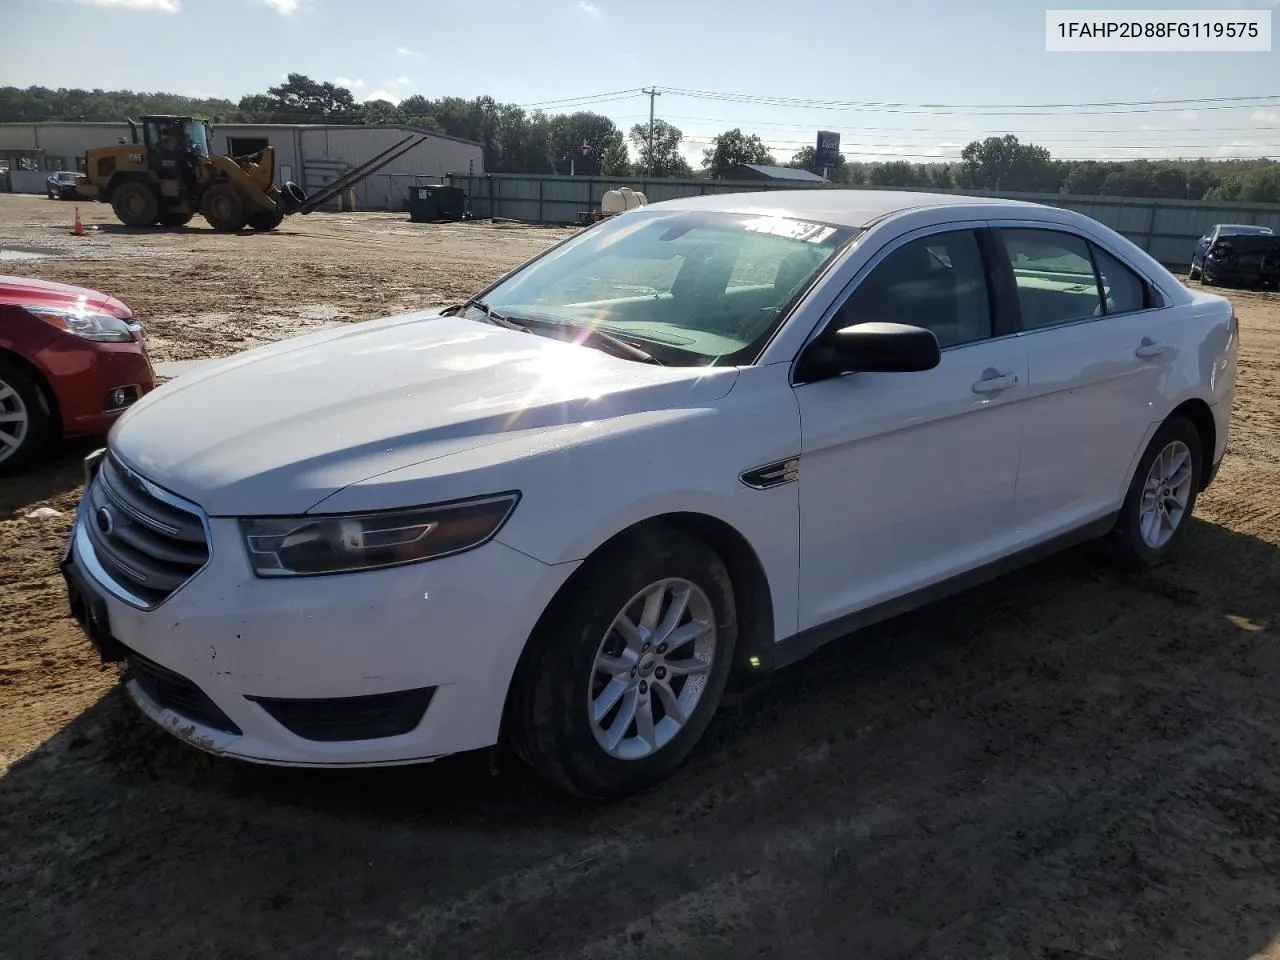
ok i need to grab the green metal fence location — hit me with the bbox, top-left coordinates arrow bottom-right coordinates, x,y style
445,172 -> 1280,268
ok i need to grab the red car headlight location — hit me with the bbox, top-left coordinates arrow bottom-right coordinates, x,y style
22,305 -> 139,343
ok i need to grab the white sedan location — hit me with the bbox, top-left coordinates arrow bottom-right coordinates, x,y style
61,190 -> 1237,799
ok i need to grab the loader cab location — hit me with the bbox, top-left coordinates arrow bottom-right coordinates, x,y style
138,115 -> 211,185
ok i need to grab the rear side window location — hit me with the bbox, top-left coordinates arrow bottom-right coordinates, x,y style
833,229 -> 992,349
1090,244 -> 1147,315
999,229 -> 1101,330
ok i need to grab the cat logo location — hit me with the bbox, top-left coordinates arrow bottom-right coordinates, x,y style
128,152 -> 143,164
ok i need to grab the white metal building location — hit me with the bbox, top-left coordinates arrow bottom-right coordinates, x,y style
0,122 -> 485,210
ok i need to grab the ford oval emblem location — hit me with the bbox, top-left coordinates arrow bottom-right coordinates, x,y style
95,506 -> 115,536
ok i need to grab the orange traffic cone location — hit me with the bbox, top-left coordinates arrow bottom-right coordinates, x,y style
71,207 -> 85,237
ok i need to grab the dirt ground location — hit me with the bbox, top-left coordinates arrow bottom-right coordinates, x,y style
2,192 -> 1280,959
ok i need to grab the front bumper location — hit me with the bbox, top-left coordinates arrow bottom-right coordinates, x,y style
33,337 -> 155,435
61,504 -> 576,766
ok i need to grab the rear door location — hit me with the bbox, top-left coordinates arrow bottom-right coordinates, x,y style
992,224 -> 1173,539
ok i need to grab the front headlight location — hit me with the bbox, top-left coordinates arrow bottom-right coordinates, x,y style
23,305 -> 139,343
239,493 -> 520,577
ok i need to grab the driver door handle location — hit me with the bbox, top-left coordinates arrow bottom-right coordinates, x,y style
1135,339 -> 1172,360
972,372 -> 1019,394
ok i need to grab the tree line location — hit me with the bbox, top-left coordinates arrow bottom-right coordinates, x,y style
2,79 -> 1277,202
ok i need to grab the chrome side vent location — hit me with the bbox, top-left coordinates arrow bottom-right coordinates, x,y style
739,457 -> 800,490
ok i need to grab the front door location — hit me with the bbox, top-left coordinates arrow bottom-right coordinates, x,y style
143,118 -> 186,182
794,225 -> 1029,630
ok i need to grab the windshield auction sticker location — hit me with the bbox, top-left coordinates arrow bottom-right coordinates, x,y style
1046,9 -> 1271,50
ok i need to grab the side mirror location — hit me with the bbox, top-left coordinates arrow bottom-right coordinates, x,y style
797,321 -> 941,383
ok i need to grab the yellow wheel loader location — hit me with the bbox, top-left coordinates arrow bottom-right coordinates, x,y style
75,116 -> 425,233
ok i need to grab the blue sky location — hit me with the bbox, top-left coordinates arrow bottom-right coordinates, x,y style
5,0 -> 1278,165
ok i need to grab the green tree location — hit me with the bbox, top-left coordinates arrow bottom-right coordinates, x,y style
256,73 -> 360,122
927,164 -> 955,189
0,84 -> 237,124
957,135 -> 1055,191
1063,161 -> 1118,195
868,160 -> 927,187
702,128 -> 774,178
789,145 -> 849,182
548,112 -> 624,175
1206,163 -> 1280,203
359,99 -> 404,125
628,119 -> 690,177
601,134 -> 631,176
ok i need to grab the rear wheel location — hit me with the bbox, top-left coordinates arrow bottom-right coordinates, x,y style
200,182 -> 248,232
247,208 -> 284,231
160,212 -> 194,227
1111,416 -> 1202,569
0,356 -> 55,476
510,526 -> 737,800
111,181 -> 159,228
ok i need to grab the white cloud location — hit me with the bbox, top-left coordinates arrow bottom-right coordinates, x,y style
393,77 -> 412,86
1215,140 -> 1261,158
1177,110 -> 1199,121
73,0 -> 179,11
576,0 -> 602,19
396,46 -> 422,57
1252,108 -> 1280,123
335,77 -> 364,89
251,0 -> 301,13
364,89 -> 400,104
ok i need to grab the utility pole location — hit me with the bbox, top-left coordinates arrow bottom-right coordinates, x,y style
642,86 -> 661,177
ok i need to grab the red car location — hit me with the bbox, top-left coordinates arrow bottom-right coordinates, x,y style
0,276 -> 156,474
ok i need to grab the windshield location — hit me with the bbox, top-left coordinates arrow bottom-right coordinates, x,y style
468,209 -> 855,366
184,120 -> 211,158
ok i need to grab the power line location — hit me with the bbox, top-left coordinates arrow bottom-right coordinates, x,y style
516,88 -> 644,109
664,95 -> 1280,117
612,113 -> 1280,136
659,88 -> 1280,110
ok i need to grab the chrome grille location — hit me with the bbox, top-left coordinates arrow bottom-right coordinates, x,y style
82,454 -> 209,607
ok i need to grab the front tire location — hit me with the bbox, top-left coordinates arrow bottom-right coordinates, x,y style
247,208 -> 285,231
1111,416 -> 1203,569
160,212 -> 194,227
111,181 -> 160,227
0,356 -> 55,476
510,526 -> 738,800
1188,259 -> 1201,281
200,182 -> 248,232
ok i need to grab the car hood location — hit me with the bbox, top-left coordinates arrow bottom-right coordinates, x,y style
109,311 -> 738,516
0,275 -> 132,318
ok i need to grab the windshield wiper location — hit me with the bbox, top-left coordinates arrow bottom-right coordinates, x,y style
472,302 -> 662,365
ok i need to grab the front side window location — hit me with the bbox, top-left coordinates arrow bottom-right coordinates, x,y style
999,229 -> 1101,330
831,229 -> 992,349
471,209 -> 855,366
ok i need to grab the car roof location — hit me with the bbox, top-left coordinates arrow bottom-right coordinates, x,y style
650,189 -> 1046,229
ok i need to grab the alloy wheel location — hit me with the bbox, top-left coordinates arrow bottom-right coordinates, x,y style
0,378 -> 30,464
1139,440 -> 1194,549
587,578 -> 717,760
